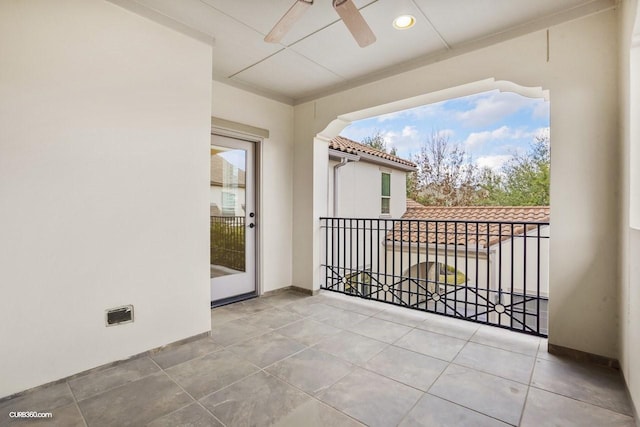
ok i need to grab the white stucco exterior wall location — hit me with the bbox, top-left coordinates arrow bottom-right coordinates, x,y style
293,10 -> 620,360
0,0 -> 212,398
211,81 -> 294,293
328,159 -> 408,218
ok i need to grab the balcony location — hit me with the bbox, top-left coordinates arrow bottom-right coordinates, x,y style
1,290 -> 633,426
321,217 -> 550,337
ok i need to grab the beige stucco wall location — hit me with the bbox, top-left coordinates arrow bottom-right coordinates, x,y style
211,81 -> 294,293
293,10 -> 621,360
0,0 -> 212,398
619,0 -> 640,417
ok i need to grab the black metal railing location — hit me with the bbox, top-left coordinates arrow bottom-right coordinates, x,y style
210,215 -> 245,272
320,217 -> 550,336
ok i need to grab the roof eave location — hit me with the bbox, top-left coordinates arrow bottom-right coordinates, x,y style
356,152 -> 417,172
328,148 -> 361,162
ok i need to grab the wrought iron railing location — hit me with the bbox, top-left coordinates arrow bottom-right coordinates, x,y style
210,215 -> 245,272
320,217 -> 550,336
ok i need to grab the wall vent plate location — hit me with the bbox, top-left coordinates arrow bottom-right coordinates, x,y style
106,305 -> 134,326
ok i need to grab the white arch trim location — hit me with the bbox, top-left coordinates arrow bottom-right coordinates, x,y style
317,78 -> 548,141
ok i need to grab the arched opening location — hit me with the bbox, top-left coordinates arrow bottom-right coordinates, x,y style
318,79 -> 550,336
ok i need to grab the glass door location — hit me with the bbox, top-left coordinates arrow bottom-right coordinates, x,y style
210,134 -> 256,304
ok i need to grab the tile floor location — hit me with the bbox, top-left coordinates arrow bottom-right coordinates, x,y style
0,290 -> 635,426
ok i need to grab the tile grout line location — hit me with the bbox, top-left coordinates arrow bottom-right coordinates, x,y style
527,384 -> 636,418
418,326 -> 529,426
154,342 -> 225,372
276,294 -> 633,424
195,365 -> 264,403
64,382 -> 89,427
148,357 -> 228,427
423,392 -> 520,426
220,296 -> 412,425
517,341 -> 540,427
65,357 -> 162,405
258,368 -> 366,426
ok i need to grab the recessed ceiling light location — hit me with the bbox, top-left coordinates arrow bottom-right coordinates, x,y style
393,15 -> 415,30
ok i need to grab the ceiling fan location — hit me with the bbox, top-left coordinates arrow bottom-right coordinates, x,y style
264,0 -> 376,48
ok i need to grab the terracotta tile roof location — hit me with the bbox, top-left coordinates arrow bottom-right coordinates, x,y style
402,201 -> 550,222
330,136 -> 416,168
405,198 -> 426,210
387,200 -> 550,248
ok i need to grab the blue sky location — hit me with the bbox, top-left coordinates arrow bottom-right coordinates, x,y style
340,90 -> 550,171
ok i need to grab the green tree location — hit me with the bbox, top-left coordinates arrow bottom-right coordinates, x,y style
371,128 -> 550,207
495,135 -> 550,205
475,167 -> 505,205
362,130 -> 397,156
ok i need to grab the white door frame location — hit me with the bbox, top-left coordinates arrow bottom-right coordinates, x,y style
211,128 -> 262,303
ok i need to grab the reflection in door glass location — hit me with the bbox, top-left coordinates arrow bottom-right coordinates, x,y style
210,146 -> 246,278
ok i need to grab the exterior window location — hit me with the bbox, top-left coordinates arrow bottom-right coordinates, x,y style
381,172 -> 391,214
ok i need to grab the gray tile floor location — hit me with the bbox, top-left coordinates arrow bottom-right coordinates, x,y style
1,290 -> 636,426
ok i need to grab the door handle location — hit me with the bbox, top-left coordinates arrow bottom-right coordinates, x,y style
248,223 -> 255,228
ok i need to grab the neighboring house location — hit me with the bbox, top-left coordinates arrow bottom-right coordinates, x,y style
383,201 -> 550,333
210,150 -> 246,217
328,136 -> 416,218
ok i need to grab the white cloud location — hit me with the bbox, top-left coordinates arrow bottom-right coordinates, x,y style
476,155 -> 512,171
402,126 -> 417,137
376,111 -> 404,122
434,129 -> 455,139
534,127 -> 550,141
464,125 -> 534,150
382,130 -> 398,145
376,102 -> 446,123
456,91 -> 539,127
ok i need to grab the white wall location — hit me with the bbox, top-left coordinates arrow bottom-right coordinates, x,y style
211,81 -> 294,293
494,226 -> 550,299
328,159 -> 407,218
0,0 -> 212,398
619,0 -> 640,417
294,10 -> 620,359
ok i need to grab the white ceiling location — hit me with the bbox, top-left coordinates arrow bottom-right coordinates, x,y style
123,0 -> 614,104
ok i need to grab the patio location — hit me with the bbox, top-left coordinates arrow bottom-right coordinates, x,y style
1,290 -> 634,427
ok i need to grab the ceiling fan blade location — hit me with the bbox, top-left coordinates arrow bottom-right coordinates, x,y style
333,0 -> 376,47
264,0 -> 313,44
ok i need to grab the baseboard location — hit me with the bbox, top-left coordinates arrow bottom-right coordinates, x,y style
261,286 -> 317,296
0,331 -> 210,403
292,286 -> 319,296
547,343 -> 620,369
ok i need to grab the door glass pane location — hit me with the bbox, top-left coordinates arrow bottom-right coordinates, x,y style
210,145 -> 246,278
